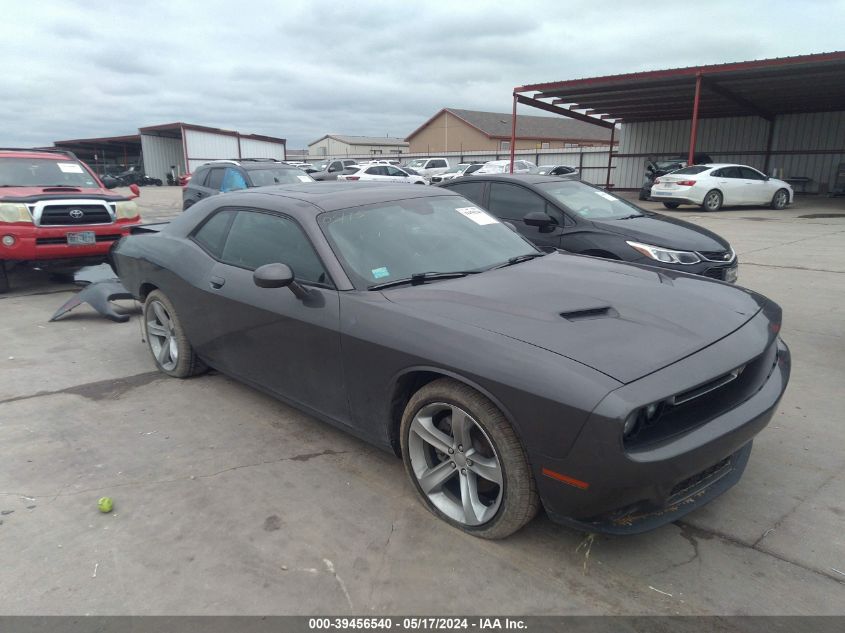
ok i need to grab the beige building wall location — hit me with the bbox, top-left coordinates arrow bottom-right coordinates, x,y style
408,111 -> 493,153
408,111 -> 611,153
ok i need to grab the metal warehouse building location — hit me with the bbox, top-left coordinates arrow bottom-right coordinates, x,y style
55,122 -> 286,182
509,51 -> 845,194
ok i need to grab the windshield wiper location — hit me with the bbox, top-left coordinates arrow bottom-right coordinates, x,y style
368,270 -> 480,291
492,252 -> 547,269
616,214 -> 644,220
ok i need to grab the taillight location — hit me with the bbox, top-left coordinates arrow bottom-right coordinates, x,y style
676,180 -> 697,186
346,176 -> 360,181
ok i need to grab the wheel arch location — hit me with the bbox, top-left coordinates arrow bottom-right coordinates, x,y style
138,282 -> 159,301
387,366 -> 523,458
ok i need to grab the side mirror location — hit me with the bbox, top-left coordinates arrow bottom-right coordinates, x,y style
523,211 -> 556,232
129,183 -> 141,199
101,175 -> 119,189
253,263 -> 309,299
503,221 -> 518,232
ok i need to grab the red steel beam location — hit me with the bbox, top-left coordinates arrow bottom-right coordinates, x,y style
514,94 -> 615,129
509,93 -> 517,173
688,73 -> 702,165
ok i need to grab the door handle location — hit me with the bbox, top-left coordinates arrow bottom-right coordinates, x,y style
209,276 -> 225,289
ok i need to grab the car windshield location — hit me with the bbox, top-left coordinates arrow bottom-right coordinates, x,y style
442,164 -> 469,175
406,159 -> 427,169
671,166 -> 711,175
318,195 -> 538,289
0,157 -> 99,188
248,168 -> 314,186
536,181 -> 645,220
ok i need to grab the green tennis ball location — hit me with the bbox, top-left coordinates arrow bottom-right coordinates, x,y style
98,497 -> 114,513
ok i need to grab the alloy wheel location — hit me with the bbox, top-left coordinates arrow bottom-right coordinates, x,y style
704,191 -> 722,211
146,300 -> 179,371
408,402 -> 504,526
774,191 -> 788,209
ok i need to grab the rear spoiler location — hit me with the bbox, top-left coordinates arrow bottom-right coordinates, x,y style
129,222 -> 169,235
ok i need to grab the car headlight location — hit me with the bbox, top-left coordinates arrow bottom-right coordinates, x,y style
114,200 -> 140,220
0,203 -> 33,224
626,241 -> 700,265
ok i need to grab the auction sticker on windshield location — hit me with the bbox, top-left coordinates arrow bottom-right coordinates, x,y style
594,190 -> 617,201
456,206 -> 499,225
58,163 -> 84,173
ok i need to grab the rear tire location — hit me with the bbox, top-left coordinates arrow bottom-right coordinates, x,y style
400,378 -> 539,539
771,188 -> 789,210
663,202 -> 680,209
702,189 -> 723,212
143,290 -> 207,378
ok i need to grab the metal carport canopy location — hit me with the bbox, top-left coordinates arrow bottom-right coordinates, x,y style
509,51 -> 845,174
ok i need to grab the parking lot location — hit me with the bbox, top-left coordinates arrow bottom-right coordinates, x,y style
1,185 -> 843,615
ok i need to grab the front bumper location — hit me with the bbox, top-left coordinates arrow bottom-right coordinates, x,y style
534,310 -> 790,534
0,221 -> 134,263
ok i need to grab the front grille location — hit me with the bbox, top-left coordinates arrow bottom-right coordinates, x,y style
625,340 -> 779,448
36,234 -> 121,245
668,456 -> 732,504
701,267 -> 728,280
39,204 -> 112,226
699,250 -> 733,262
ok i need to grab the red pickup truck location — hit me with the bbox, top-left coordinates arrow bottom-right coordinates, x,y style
0,148 -> 141,293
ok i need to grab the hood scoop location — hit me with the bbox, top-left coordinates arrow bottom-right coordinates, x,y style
42,187 -> 82,192
560,306 -> 618,322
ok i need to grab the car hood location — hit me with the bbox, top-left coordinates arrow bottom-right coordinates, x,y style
0,186 -> 117,201
383,253 -> 764,384
591,214 -> 730,252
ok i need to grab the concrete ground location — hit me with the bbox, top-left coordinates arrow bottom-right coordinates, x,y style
1,186 -> 843,615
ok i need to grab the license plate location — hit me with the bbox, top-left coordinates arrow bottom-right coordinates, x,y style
725,266 -> 738,283
67,231 -> 96,246
653,190 -> 671,195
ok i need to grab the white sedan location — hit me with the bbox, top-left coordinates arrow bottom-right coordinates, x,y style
651,163 -> 793,211
337,164 -> 427,184
475,159 -> 537,174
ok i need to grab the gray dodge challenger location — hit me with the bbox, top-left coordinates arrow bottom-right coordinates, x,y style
112,182 -> 791,538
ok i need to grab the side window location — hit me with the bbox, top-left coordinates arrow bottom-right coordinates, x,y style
220,210 -> 330,285
192,209 -> 236,258
221,167 -> 247,192
487,183 -> 546,220
365,167 -> 381,175
206,168 -> 225,190
740,167 -> 765,180
386,166 -> 404,177
429,160 -> 447,168
722,167 -> 742,178
445,182 -> 485,205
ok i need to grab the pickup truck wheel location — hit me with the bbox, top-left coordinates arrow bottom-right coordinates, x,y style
143,290 -> 207,378
0,261 -> 9,294
401,378 -> 539,539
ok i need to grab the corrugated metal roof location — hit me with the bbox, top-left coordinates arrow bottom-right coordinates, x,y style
515,51 -> 845,123
445,108 -> 613,141
310,135 -> 409,147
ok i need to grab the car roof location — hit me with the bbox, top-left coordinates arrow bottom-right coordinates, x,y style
0,150 -> 78,161
452,174 -> 568,185
244,181 -> 459,212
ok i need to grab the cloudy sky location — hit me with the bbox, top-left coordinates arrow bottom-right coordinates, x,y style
2,1 -> 843,149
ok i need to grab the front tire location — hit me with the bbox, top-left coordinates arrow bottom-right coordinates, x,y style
400,378 -> 539,539
0,261 -> 9,294
771,188 -> 789,210
143,290 -> 206,378
702,189 -> 723,211
663,202 -> 680,209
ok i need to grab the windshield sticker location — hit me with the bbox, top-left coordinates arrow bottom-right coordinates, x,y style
456,206 -> 499,225
371,266 -> 390,279
594,190 -> 617,201
58,163 -> 84,174
297,175 -> 311,182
